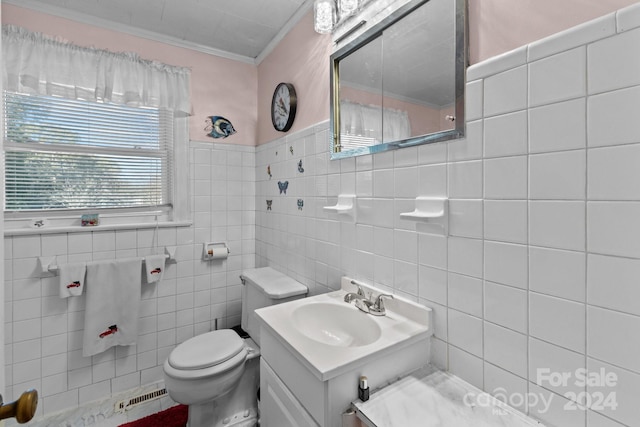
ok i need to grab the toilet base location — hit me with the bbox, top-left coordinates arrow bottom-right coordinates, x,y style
185,353 -> 260,427
187,405 -> 258,427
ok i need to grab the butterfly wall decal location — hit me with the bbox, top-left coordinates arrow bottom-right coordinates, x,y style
277,181 -> 289,194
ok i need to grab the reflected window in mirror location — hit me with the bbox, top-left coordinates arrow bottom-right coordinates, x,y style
331,0 -> 467,158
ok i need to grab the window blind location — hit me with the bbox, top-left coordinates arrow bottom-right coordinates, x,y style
4,91 -> 173,212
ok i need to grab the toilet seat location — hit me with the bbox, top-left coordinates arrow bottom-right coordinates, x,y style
169,329 -> 245,370
165,330 -> 248,380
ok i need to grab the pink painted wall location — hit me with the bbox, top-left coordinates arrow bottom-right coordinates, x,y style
469,0 -> 640,64
1,4 -> 258,146
257,1 -> 640,143
4,1 -> 638,146
256,12 -> 332,145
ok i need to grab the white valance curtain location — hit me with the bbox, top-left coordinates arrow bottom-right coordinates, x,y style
2,25 -> 191,115
340,100 -> 411,143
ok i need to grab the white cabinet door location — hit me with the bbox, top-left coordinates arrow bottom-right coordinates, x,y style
261,359 -> 319,427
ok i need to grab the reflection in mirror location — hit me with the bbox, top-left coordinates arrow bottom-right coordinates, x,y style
331,0 -> 467,158
338,36 -> 383,149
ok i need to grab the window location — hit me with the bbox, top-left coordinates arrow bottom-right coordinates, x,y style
3,25 -> 191,231
4,91 -> 174,213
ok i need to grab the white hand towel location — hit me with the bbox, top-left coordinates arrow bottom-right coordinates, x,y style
144,255 -> 165,284
59,262 -> 87,298
83,258 -> 142,357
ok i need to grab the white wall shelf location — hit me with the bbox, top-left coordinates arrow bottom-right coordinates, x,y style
400,197 -> 448,234
323,194 -> 357,222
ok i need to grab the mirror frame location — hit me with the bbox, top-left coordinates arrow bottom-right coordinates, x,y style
330,0 -> 468,159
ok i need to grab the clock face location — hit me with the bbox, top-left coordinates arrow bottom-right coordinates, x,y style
271,83 -> 297,132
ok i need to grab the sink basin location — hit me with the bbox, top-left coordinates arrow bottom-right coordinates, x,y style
291,302 -> 381,347
255,277 -> 432,380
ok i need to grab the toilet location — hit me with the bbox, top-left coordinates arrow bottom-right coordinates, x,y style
163,267 -> 307,427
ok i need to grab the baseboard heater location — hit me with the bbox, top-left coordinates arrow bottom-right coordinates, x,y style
115,388 -> 168,413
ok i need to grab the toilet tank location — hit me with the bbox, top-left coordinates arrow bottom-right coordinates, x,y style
240,267 -> 307,346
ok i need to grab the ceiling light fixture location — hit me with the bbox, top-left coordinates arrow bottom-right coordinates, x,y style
313,0 -> 361,34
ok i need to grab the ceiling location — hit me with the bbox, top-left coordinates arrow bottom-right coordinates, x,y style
5,0 -> 312,63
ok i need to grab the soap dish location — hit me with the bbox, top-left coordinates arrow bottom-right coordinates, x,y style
323,194 -> 356,222
323,194 -> 355,213
400,197 -> 447,220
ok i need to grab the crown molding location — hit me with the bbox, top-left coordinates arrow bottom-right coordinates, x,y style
3,0 -> 260,65
255,0 -> 313,65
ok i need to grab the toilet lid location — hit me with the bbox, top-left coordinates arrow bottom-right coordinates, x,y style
168,330 -> 245,370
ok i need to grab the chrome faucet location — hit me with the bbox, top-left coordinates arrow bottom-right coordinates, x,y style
344,282 -> 394,316
368,293 -> 394,316
343,284 -> 366,303
344,284 -> 373,313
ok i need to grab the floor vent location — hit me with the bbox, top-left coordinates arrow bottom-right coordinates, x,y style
115,388 -> 168,413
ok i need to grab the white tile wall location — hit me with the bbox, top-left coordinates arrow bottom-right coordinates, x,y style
484,281 -> 527,333
529,337 -> 585,396
483,322 -> 527,378
528,47 -> 586,107
4,142 -> 255,418
254,6 -> 640,426
483,66 -> 528,117
587,359 -> 640,427
528,98 -> 586,153
483,362 -> 528,412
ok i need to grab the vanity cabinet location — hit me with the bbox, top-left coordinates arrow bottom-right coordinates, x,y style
259,326 -> 430,427
260,359 -> 319,427
256,280 -> 433,427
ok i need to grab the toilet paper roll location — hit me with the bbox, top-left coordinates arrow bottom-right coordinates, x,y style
207,248 -> 229,259
341,408 -> 363,427
203,243 -> 230,260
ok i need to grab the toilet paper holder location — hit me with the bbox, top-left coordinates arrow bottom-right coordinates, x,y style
202,242 -> 230,261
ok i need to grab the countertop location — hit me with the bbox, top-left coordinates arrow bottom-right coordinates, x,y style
353,365 -> 544,427
255,281 -> 432,381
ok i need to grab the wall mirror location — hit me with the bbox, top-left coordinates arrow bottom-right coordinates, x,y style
330,0 -> 467,159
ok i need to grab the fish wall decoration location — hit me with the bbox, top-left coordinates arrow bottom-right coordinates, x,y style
205,116 -> 237,139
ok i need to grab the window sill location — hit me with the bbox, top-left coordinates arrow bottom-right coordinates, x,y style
4,220 -> 193,236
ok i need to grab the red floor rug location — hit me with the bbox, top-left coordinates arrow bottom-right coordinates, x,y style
119,404 -> 188,427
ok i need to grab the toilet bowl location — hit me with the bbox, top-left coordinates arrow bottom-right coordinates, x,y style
163,267 -> 307,427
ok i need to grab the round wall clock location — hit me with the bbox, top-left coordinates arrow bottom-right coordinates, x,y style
271,82 -> 297,132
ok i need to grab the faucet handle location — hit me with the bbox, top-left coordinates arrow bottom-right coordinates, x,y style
370,293 -> 394,316
356,285 -> 365,297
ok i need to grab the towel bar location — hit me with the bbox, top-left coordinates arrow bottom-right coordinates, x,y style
40,250 -> 174,275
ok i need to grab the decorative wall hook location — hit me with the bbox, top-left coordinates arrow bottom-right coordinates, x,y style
164,246 -> 177,262
266,200 -> 273,210
297,159 -> 304,173
37,256 -> 56,275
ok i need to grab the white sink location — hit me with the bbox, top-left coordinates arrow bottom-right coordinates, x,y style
256,277 -> 433,381
292,302 -> 382,347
